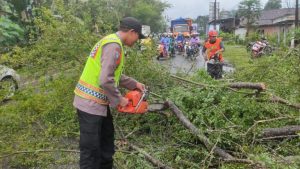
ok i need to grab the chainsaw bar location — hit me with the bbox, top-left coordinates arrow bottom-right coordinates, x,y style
147,103 -> 168,112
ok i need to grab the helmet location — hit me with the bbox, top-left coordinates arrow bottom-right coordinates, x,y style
208,30 -> 218,37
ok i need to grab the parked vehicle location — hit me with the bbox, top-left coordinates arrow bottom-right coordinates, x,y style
246,42 -> 255,52
0,65 -> 20,101
250,41 -> 274,58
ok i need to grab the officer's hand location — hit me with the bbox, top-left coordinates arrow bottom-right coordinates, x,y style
136,82 -> 146,91
119,97 -> 129,107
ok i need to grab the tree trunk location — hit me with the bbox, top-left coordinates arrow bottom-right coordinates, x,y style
228,82 -> 266,91
170,75 -> 266,91
270,95 -> 300,109
261,125 -> 300,138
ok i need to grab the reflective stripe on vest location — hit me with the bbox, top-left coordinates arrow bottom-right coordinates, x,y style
204,38 -> 222,59
74,34 -> 124,105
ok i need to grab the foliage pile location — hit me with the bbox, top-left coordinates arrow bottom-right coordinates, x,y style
1,1 -> 299,169
1,45 -> 300,168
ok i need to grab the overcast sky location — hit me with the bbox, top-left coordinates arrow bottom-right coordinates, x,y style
163,0 -> 271,20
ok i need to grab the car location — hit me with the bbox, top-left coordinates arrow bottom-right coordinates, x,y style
0,65 -> 20,101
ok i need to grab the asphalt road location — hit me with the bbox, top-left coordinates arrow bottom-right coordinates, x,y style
155,48 -> 235,75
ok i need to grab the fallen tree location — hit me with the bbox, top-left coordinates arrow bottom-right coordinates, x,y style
261,125 -> 300,138
171,75 -> 300,110
170,75 -> 266,91
165,100 -> 233,159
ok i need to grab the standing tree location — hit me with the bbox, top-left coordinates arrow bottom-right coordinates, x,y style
238,0 -> 261,37
264,0 -> 282,10
284,0 -> 294,8
66,0 -> 170,33
195,15 -> 209,35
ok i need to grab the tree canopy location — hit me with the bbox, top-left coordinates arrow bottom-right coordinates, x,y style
264,0 -> 282,10
238,0 -> 261,36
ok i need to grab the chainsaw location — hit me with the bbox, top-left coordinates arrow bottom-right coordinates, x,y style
117,89 -> 167,114
117,89 -> 149,114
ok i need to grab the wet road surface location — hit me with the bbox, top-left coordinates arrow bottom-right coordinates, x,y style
155,48 -> 235,75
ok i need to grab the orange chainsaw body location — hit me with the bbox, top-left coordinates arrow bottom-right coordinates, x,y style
117,90 -> 148,114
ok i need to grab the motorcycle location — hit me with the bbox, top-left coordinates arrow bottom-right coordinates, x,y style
176,41 -> 184,53
246,42 -> 255,52
186,43 -> 198,60
251,41 -> 273,58
157,43 -> 168,60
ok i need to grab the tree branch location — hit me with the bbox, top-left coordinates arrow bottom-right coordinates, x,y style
261,125 -> 300,138
165,100 -> 233,159
244,116 -> 292,136
129,144 -> 174,169
227,82 -> 266,91
170,75 -> 266,91
115,125 -> 173,169
0,149 -> 79,159
270,94 -> 300,109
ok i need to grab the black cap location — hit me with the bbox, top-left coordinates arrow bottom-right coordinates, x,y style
120,17 -> 145,39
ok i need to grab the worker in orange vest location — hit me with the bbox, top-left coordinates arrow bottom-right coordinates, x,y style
202,30 -> 224,62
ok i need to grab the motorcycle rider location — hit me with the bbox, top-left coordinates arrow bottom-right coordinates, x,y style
176,32 -> 184,43
183,34 -> 190,56
202,30 -> 224,62
175,33 -> 184,52
168,33 -> 175,56
190,33 -> 200,47
159,33 -> 170,57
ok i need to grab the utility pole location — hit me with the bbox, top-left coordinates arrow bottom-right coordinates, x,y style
296,0 -> 299,28
214,0 -> 217,30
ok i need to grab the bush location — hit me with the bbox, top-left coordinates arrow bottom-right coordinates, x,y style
0,16 -> 24,50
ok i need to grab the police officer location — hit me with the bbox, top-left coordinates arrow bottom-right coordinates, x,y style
73,17 -> 146,169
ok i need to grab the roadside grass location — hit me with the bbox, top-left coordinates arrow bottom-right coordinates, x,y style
223,44 -> 252,69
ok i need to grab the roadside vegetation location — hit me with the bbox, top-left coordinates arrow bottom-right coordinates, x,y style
1,0 -> 299,168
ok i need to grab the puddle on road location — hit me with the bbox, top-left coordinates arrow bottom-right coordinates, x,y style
154,52 -> 235,75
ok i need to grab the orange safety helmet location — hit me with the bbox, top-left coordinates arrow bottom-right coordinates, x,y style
208,30 -> 218,37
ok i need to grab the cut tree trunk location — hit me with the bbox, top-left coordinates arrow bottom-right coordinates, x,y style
270,95 -> 300,109
261,125 -> 300,138
228,82 -> 266,91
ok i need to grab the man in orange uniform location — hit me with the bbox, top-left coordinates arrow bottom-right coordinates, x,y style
202,30 -> 225,62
